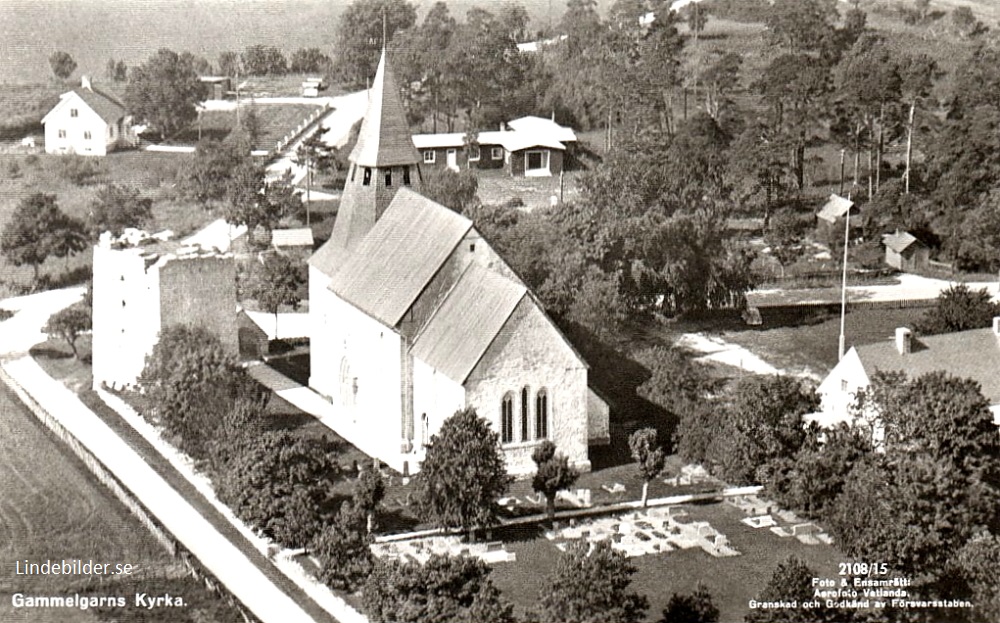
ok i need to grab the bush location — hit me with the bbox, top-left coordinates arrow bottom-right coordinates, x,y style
58,154 -> 103,185
914,284 -> 1000,335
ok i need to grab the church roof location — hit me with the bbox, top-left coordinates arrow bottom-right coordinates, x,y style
349,50 -> 420,167
327,188 -> 472,326
411,264 -> 527,383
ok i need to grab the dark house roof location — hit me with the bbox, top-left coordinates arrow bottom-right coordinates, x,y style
411,265 -> 527,383
72,87 -> 126,124
855,327 -> 1000,405
882,231 -> 926,254
327,188 -> 472,326
350,50 -> 420,167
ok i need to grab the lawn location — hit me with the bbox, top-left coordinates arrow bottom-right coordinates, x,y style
172,103 -> 324,151
660,305 -> 933,378
476,168 -> 585,210
489,499 -> 844,623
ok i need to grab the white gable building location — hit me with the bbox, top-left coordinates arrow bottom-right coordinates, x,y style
42,76 -> 137,156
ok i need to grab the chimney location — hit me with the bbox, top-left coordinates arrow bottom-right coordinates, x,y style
81,75 -> 92,91
993,317 -> 1000,336
895,327 -> 912,355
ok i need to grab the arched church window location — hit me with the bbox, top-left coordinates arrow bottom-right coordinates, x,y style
362,167 -> 372,186
421,413 -> 429,447
521,387 -> 530,441
536,389 -> 549,439
501,393 -> 514,444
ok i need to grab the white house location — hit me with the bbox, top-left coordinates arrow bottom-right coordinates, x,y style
42,76 -> 136,156
412,116 -> 577,177
308,50 -> 607,476
815,320 -> 1000,429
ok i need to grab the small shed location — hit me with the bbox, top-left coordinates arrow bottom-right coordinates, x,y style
816,194 -> 860,238
302,77 -> 325,98
882,230 -> 929,271
271,227 -> 315,260
199,76 -> 232,100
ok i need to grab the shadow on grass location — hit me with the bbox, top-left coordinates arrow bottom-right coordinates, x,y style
29,345 -> 73,360
558,320 -> 676,470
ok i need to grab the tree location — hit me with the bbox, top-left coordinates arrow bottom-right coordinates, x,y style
363,554 -> 514,623
181,139 -> 250,205
898,53 -> 937,193
534,540 -> 648,623
44,303 -> 91,360
354,467 -> 385,534
948,532 -> 1000,623
335,0 -> 417,88
239,102 -> 263,148
140,326 -> 244,460
241,45 -> 288,76
420,167 -> 479,213
660,583 -> 719,623
953,192 -> 1000,273
248,253 -> 304,332
225,163 -> 300,243
913,284 -> 1000,335
629,428 -> 665,507
49,51 -> 77,80
312,501 -> 373,592
415,407 -> 512,538
218,51 -> 241,78
713,376 -> 818,485
218,431 -> 340,547
831,372 -> 1000,577
686,3 -> 709,42
125,49 -> 207,139
765,0 -> 839,52
1,193 -> 87,284
745,556 -> 842,622
89,184 -> 154,238
290,48 -> 331,74
531,441 -> 580,525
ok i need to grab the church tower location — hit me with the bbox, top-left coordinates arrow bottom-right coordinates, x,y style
328,49 -> 421,256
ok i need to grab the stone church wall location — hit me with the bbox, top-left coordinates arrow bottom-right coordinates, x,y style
465,297 -> 590,475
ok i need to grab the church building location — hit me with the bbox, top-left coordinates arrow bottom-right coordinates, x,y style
308,50 -> 607,475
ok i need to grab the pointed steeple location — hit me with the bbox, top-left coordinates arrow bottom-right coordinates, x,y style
349,50 -> 420,167
310,48 -> 422,275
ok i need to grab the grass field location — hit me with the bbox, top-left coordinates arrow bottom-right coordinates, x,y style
0,150 -> 217,293
0,380 -> 246,623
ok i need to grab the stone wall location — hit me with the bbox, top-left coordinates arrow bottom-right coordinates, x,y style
465,297 -> 590,475
158,255 -> 237,355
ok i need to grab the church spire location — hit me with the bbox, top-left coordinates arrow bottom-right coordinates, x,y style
314,47 -> 421,267
349,49 -> 420,168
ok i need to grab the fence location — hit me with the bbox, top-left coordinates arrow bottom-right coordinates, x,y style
270,103 -> 331,159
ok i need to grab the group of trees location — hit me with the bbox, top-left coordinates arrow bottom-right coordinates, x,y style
216,45 -> 332,78
758,370 -> 1000,621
